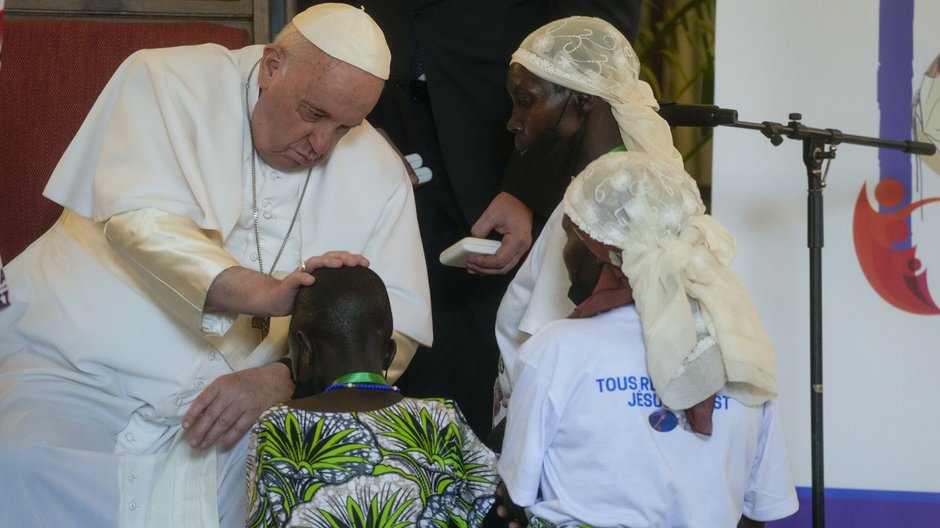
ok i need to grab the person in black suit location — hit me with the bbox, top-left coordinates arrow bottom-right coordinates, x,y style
298,1 -> 641,438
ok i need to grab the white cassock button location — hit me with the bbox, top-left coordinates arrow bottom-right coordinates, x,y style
128,502 -> 138,511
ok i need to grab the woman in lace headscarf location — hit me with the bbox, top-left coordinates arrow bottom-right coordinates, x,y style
492,16 -> 683,428
497,151 -> 798,528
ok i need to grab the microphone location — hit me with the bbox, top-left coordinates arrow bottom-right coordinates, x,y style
657,102 -> 738,127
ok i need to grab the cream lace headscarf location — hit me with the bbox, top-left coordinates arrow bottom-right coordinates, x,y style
511,16 -> 684,170
563,151 -> 777,409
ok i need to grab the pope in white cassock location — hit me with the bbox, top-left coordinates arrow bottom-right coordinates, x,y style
0,4 -> 431,528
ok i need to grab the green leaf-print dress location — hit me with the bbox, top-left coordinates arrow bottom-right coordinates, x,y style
246,398 -> 499,528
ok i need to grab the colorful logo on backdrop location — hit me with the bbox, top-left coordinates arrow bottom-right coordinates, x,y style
854,16 -> 940,315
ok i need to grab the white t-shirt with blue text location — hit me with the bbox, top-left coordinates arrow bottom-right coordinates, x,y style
498,305 -> 799,527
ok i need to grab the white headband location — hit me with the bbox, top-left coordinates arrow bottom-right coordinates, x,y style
564,151 -> 777,410
512,16 -> 683,170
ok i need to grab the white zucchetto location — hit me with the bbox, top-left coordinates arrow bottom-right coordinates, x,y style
292,3 -> 391,80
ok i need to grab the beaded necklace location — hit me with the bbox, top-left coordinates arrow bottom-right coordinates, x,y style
322,371 -> 400,393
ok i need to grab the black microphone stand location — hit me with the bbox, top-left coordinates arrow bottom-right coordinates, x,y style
718,113 -> 936,528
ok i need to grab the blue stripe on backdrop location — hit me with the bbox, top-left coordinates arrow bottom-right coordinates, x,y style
877,0 -> 914,233
769,487 -> 940,527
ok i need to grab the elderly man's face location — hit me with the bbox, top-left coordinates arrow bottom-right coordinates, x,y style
252,44 -> 383,172
505,63 -> 582,153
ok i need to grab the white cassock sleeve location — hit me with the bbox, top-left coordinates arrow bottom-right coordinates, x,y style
103,208 -> 240,337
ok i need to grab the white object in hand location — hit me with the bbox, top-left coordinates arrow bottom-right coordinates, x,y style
439,237 -> 501,268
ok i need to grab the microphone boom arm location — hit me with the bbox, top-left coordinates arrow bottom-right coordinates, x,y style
726,113 -> 936,155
